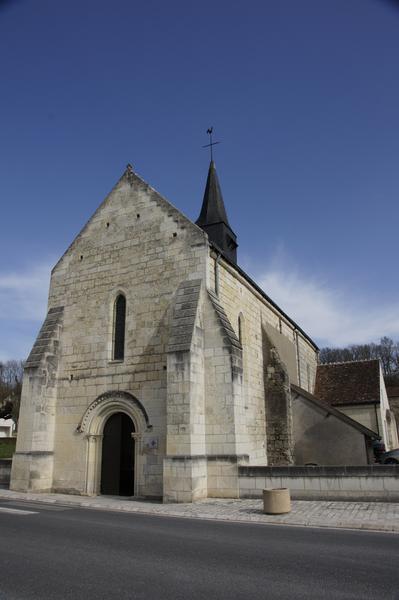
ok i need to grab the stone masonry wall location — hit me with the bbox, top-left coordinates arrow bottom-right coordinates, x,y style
13,166 -> 320,499
11,311 -> 63,492
239,465 -> 399,501
203,291 -> 243,456
164,281 -> 207,502
263,333 -> 294,465
208,252 -> 318,465
18,168 -> 209,496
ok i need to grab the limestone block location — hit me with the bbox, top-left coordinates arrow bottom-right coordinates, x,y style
163,457 -> 207,503
303,477 -> 321,491
359,476 -> 385,492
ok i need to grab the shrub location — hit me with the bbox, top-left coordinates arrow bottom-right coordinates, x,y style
0,437 -> 16,459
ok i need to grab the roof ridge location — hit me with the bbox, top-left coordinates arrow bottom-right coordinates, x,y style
318,358 -> 380,367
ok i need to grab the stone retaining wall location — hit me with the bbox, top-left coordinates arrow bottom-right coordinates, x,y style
239,465 -> 399,501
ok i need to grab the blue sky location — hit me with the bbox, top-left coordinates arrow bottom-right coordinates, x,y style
1,0 -> 399,360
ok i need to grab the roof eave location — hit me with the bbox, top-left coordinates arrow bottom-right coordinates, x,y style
291,383 -> 380,439
209,241 -> 319,351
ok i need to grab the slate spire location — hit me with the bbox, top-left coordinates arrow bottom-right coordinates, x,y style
196,160 -> 238,263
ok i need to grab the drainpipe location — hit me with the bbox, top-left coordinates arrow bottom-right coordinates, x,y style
374,403 -> 380,437
215,252 -> 221,296
294,328 -> 301,388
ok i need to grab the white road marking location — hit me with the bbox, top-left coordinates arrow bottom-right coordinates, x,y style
3,501 -> 70,512
0,506 -> 37,515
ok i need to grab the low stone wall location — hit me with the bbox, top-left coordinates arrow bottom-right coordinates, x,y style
239,465 -> 399,501
0,459 -> 12,487
163,454 -> 249,503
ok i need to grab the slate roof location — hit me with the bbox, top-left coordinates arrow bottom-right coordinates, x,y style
196,160 -> 238,264
167,280 -> 202,353
291,383 -> 379,439
25,306 -> 64,368
208,290 -> 241,350
315,359 -> 381,406
196,160 -> 231,228
167,279 -> 241,354
387,386 -> 399,399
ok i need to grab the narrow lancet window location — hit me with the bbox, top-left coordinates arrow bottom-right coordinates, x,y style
113,294 -> 126,360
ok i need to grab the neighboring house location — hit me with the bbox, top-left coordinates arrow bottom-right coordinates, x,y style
315,360 -> 398,451
0,418 -> 15,438
386,386 -> 399,441
291,384 -> 378,465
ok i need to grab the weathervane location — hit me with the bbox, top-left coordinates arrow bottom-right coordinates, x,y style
203,127 -> 220,161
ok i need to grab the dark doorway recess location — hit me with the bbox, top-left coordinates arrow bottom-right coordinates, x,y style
101,412 -> 135,496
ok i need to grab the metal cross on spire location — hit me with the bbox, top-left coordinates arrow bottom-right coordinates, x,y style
202,127 -> 220,161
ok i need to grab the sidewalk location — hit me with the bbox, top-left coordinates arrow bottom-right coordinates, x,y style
0,488 -> 398,533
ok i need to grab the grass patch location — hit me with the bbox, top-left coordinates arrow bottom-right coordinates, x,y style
0,437 -> 16,459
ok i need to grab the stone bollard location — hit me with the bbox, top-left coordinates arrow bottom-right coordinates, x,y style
263,488 -> 291,514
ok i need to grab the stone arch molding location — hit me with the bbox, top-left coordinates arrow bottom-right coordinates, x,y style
77,390 -> 151,435
79,391 -> 151,496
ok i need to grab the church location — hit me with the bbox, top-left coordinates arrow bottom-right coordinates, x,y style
11,159 -> 322,502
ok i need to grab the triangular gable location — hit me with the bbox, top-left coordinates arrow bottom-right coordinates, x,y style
52,165 -> 206,274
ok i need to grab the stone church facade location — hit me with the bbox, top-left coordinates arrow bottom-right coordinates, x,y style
11,162 -> 319,502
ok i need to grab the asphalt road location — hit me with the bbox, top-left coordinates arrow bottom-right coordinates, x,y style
0,499 -> 398,600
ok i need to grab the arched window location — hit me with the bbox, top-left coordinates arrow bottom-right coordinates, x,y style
113,294 -> 126,360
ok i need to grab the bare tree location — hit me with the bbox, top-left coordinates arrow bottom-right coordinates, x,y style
0,359 -> 25,423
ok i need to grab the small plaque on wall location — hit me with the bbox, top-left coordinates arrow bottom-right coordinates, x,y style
144,437 -> 158,450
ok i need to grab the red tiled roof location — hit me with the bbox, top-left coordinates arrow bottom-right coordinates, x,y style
315,359 -> 380,406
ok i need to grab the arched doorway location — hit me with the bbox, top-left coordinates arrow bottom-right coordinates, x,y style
79,391 -> 150,496
100,412 -> 135,496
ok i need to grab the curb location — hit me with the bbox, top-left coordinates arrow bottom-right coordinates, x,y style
0,489 -> 398,534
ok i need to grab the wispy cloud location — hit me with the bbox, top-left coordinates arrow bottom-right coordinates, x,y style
0,261 -> 52,360
256,255 -> 399,347
0,263 -> 51,321
1,254 -> 398,360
